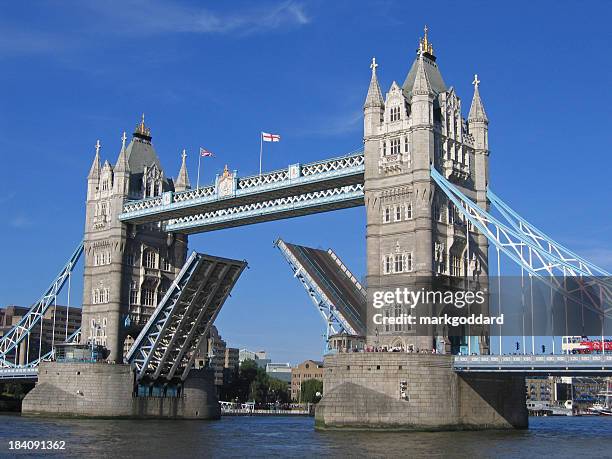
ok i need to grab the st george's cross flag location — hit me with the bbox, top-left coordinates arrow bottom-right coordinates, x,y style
261,132 -> 281,142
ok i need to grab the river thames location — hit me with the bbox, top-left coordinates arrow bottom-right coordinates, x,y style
0,415 -> 611,458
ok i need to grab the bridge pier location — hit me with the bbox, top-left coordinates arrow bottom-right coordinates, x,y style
22,362 -> 220,419
315,353 -> 527,431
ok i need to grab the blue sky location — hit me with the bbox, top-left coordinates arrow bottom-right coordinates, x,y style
0,1 -> 610,364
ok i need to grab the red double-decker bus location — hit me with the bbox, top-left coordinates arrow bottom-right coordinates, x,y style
562,336 -> 612,354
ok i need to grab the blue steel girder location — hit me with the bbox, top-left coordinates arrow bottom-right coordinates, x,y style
126,251 -> 246,382
24,326 -> 83,369
167,183 -> 364,234
487,189 -> 610,278
276,240 -> 360,345
119,150 -> 365,227
0,241 -> 83,369
431,167 -> 611,318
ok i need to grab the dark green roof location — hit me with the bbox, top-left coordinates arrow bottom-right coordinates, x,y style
402,54 -> 447,98
125,138 -> 161,174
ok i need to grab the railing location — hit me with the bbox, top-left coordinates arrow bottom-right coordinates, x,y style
453,354 -> 612,373
168,184 -> 364,231
121,150 -> 364,216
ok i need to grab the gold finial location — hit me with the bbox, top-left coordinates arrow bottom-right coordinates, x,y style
134,113 -> 151,137
419,25 -> 435,57
223,164 -> 230,177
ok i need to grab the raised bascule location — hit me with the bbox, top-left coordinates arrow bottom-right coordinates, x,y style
2,28 -> 610,428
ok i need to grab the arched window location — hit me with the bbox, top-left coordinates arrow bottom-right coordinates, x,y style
390,138 -> 400,155
394,304 -> 403,332
142,288 -> 155,306
383,207 -> 391,223
405,203 -> 412,220
143,250 -> 157,269
384,255 -> 392,274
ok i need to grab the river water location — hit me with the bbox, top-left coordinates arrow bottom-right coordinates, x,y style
0,415 -> 611,458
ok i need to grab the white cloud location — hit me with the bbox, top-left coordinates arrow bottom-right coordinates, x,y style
293,109 -> 362,137
9,215 -> 31,229
85,0 -> 310,37
0,1 -> 310,58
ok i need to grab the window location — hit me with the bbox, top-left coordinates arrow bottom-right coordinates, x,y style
394,305 -> 403,332
394,255 -> 403,273
450,255 -> 461,276
405,203 -> 412,220
101,180 -> 109,191
126,252 -> 135,266
390,106 -> 400,122
384,308 -> 391,332
130,288 -> 138,305
144,250 -> 157,269
390,138 -> 400,155
383,207 -> 391,223
142,288 -> 155,307
103,288 -> 109,303
384,255 -> 393,274
404,136 -> 409,153
384,252 -> 413,274
395,205 -> 402,222
405,252 -> 413,272
163,258 -> 171,271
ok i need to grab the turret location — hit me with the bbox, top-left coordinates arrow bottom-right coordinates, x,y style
175,149 -> 191,192
114,131 -> 130,197
468,74 -> 489,151
468,74 -> 489,200
364,57 -> 384,138
87,140 -> 101,200
410,52 -> 434,127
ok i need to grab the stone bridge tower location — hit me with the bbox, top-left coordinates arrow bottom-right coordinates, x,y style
364,28 -> 490,353
82,117 -> 190,362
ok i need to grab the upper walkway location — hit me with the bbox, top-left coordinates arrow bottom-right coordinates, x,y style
119,151 -> 365,233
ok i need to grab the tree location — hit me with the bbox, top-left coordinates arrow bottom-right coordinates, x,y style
267,377 -> 290,404
300,379 -> 323,403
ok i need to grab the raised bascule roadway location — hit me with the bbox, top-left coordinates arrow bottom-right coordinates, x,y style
2,28 -> 610,429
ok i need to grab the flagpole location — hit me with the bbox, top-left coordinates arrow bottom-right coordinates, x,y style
259,132 -> 263,177
197,150 -> 201,189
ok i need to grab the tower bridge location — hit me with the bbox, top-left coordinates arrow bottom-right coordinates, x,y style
2,27 -> 610,429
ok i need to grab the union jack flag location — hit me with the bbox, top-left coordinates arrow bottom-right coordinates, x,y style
200,147 -> 214,157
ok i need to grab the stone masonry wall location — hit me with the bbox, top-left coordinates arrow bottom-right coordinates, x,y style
315,353 -> 527,430
22,362 -> 220,419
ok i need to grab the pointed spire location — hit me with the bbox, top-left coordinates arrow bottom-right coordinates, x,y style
88,139 -> 101,179
364,57 -> 384,109
418,25 -> 435,58
115,131 -> 130,173
133,113 -> 152,142
175,149 -> 191,191
468,74 -> 488,123
412,52 -> 432,96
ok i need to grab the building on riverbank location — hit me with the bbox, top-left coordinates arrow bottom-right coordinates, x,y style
291,360 -> 324,401
0,305 -> 81,363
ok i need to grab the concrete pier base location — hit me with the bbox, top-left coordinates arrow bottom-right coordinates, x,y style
315,353 -> 527,431
22,362 -> 220,419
